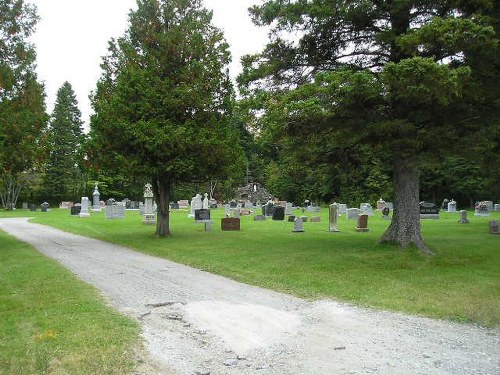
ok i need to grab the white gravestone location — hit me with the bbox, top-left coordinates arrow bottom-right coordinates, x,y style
143,183 -> 155,225
447,199 -> 457,213
292,217 -> 304,232
202,193 -> 209,209
79,197 -> 90,218
189,194 -> 203,218
92,182 -> 101,212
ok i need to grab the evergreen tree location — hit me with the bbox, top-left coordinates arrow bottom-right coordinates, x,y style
90,0 -> 243,236
42,82 -> 84,203
0,0 -> 46,209
239,0 -> 499,253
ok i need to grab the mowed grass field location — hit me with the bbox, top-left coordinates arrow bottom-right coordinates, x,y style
0,229 -> 141,375
6,205 -> 498,327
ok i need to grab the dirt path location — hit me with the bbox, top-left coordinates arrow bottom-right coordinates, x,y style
0,218 -> 498,375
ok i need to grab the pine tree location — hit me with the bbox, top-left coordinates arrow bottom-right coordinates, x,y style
239,0 -> 499,253
42,82 -> 84,203
90,0 -> 243,236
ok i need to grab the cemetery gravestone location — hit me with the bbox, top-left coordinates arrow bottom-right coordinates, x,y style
170,202 -> 180,210
79,197 -> 91,218
474,201 -> 490,217
92,183 -> 101,212
59,201 -> 73,209
447,199 -> 457,213
489,221 -> 500,235
360,203 -> 374,216
356,214 -> 369,232
202,193 -> 209,209
376,198 -> 386,211
22,202 -> 28,210
285,202 -> 294,216
178,200 -> 189,209
347,208 -> 360,220
272,206 -> 285,221
300,216 -> 308,222
143,183 -> 156,225
71,204 -> 81,216
189,194 -> 203,218
105,205 -> 125,219
264,202 -> 275,217
458,210 -> 469,224
494,204 -> 500,212
29,204 -> 37,212
381,207 -> 391,220
484,201 -> 494,211
329,203 -> 340,232
338,204 -> 347,214
254,215 -> 266,221
288,215 -> 296,222
292,217 -> 304,232
40,202 -> 49,212
311,216 -> 321,222
221,218 -> 240,231
419,202 -> 440,219
195,209 -> 211,221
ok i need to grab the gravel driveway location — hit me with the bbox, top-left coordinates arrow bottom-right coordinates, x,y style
0,218 -> 498,375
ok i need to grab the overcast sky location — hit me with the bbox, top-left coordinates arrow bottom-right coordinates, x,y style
30,0 -> 269,128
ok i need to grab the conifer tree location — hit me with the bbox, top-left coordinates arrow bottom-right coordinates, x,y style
42,82 -> 84,202
90,0 -> 243,236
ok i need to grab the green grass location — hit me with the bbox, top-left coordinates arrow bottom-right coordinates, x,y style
2,207 -> 499,329
0,229 -> 141,375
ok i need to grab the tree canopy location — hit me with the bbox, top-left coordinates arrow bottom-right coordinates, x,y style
89,0 -> 243,236
239,0 -> 499,253
0,0 -> 46,209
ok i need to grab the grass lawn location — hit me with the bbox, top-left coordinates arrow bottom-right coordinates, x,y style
3,205 -> 495,329
0,229 -> 141,375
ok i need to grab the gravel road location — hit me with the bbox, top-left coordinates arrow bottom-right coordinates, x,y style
1,217 -> 498,375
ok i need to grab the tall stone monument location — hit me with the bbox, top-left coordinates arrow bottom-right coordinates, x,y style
92,182 -> 101,212
142,183 -> 156,225
329,203 -> 340,232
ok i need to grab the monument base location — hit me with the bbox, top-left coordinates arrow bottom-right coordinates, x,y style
142,214 -> 156,225
355,228 -> 369,232
79,212 -> 90,218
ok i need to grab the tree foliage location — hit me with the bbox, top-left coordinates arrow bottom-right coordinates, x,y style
0,0 -> 46,209
41,82 -> 84,203
90,0 -> 243,236
239,0 -> 499,253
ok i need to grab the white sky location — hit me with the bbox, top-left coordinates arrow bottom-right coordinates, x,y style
30,0 -> 269,128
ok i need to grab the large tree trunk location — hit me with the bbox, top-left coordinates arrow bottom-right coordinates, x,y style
152,174 -> 171,237
380,159 -> 433,255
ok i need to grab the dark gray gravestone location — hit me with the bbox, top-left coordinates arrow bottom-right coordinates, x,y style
288,215 -> 296,222
71,205 -> 82,215
40,202 -> 49,212
419,202 -> 440,219
170,202 -> 180,209
221,217 -> 240,231
272,206 -> 285,221
29,204 -> 37,212
254,215 -> 266,221
195,209 -> 211,221
264,202 -> 275,217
